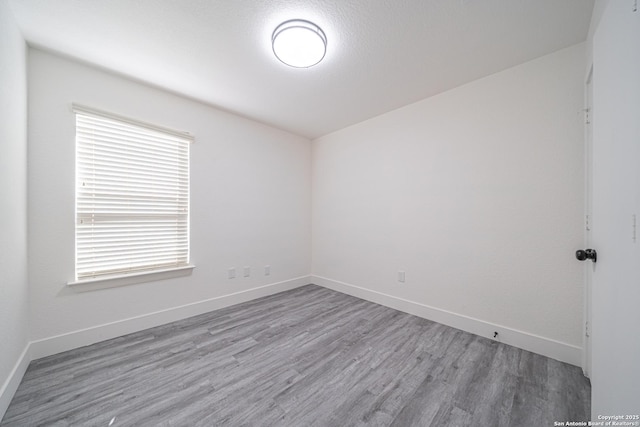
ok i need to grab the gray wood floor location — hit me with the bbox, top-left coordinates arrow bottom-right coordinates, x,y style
2,284 -> 590,426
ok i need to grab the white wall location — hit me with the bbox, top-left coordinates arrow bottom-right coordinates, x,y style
588,0 -> 640,416
27,49 -> 311,348
0,0 -> 29,417
312,44 -> 586,363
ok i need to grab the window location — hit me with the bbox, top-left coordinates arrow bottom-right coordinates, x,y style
73,105 -> 192,283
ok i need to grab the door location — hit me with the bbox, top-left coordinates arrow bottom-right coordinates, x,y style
589,0 -> 640,417
582,67 -> 593,378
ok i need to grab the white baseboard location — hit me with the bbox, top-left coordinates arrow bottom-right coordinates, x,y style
0,343 -> 31,421
311,275 -> 582,366
30,276 -> 311,360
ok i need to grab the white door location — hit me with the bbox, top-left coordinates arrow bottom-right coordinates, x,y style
589,0 -> 640,417
582,67 -> 593,378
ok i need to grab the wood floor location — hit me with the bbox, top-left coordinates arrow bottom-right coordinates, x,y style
1,284 -> 590,426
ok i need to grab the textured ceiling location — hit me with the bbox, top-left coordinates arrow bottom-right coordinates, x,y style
8,0 -> 594,139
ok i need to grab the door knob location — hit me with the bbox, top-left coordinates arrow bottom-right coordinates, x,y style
576,249 -> 597,263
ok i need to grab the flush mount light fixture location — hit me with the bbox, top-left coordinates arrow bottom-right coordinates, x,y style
272,19 -> 327,68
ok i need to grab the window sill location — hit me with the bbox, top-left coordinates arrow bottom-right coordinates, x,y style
67,264 -> 195,292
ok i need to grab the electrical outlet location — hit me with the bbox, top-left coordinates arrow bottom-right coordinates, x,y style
398,271 -> 405,283
228,267 -> 236,279
244,266 -> 250,277
265,265 -> 271,276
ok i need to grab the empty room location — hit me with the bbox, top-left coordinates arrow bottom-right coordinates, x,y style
1,0 -> 638,425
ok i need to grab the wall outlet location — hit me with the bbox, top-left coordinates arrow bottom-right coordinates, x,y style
243,266 -> 250,277
398,271 -> 405,283
228,267 -> 236,279
265,265 -> 271,276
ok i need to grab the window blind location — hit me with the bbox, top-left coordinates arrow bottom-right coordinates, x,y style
74,106 -> 191,281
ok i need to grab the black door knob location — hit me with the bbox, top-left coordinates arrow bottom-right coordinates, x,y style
576,249 -> 597,263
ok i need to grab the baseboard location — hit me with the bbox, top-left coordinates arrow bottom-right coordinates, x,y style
30,276 -> 311,360
311,275 -> 582,366
0,343 -> 31,421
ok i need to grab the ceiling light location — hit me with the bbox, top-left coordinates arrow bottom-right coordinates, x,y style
272,20 -> 327,68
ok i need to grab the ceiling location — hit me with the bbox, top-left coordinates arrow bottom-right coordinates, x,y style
8,0 -> 594,139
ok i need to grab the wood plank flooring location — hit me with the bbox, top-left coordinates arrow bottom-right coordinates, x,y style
1,284 -> 591,426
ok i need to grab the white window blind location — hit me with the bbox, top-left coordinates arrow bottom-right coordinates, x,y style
74,105 -> 192,281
